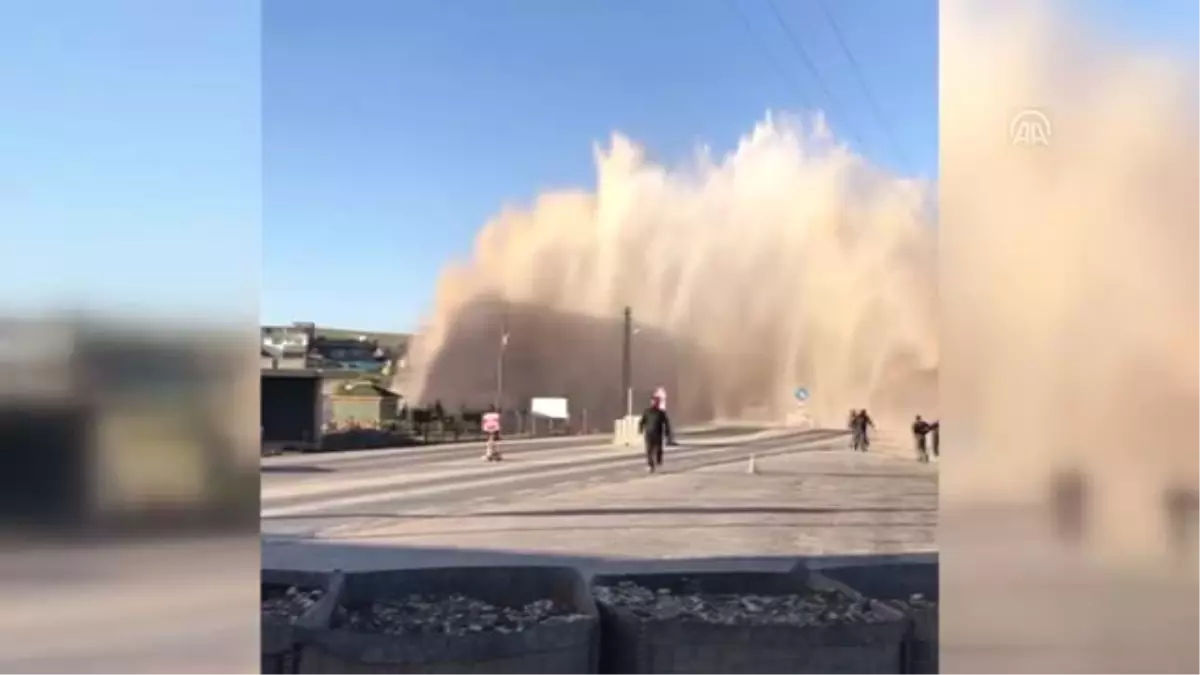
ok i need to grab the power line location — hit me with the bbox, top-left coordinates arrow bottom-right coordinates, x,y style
723,0 -> 926,208
761,0 -> 873,153
723,0 -> 816,112
813,0 -> 912,171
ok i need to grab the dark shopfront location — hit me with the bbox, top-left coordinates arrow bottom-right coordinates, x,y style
261,369 -> 322,450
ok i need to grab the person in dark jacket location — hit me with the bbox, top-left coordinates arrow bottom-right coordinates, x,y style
929,420 -> 940,459
854,409 -> 876,452
912,415 -> 932,463
847,409 -> 860,450
638,395 -> 673,473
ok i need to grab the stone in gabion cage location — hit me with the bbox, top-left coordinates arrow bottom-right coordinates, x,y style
892,592 -> 938,611
262,586 -> 326,624
335,593 -> 590,636
593,581 -> 894,626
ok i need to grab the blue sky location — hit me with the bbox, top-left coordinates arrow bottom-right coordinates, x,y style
0,0 -> 260,322
263,0 -> 938,332
1,1 -> 1193,332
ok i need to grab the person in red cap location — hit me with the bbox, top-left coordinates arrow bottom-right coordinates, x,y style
637,393 -> 674,473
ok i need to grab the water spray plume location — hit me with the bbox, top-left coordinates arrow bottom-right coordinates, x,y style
406,112 -> 938,428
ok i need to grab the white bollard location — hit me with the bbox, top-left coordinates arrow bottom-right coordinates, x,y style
613,416 -> 640,447
747,454 -> 758,475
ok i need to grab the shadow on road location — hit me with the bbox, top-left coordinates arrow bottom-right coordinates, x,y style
679,426 -> 772,438
774,471 -> 936,480
261,465 -> 335,475
309,520 -> 935,541
261,537 -> 813,574
262,505 -> 935,521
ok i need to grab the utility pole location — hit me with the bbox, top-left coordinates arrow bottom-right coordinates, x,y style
622,306 -> 633,417
495,314 -> 509,412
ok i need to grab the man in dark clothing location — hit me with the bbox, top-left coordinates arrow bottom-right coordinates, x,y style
638,395 -> 673,473
847,409 -> 860,450
912,415 -> 932,463
929,421 -> 940,459
854,409 -> 876,452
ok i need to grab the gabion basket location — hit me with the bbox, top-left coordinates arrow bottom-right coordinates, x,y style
297,566 -> 599,674
802,554 -> 939,674
591,568 -> 907,674
262,569 -> 340,674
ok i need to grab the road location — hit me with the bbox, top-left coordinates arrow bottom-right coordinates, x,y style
261,427 -> 846,539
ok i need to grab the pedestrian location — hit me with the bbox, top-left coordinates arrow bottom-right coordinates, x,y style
912,415 -> 931,463
637,394 -> 673,473
847,409 -> 860,450
929,420 -> 940,459
481,404 -> 502,461
855,409 -> 876,452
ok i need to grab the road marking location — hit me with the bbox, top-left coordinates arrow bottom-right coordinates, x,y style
262,443 -> 619,500
262,431 -> 841,518
262,434 -> 612,466
262,456 -> 645,517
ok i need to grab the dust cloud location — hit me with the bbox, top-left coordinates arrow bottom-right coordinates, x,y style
940,0 -> 1197,539
939,1 -> 1196,671
405,112 -> 939,429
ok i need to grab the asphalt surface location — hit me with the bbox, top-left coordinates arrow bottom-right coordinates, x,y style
261,427 -> 846,539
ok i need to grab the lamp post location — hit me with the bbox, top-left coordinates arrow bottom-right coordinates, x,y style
621,308 -> 644,418
495,320 -> 509,412
622,306 -> 632,417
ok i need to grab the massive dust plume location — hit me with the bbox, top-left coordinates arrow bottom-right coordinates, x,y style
404,0 -> 1195,557
938,2 -> 1196,671
405,113 -> 939,428
939,0 -> 1197,522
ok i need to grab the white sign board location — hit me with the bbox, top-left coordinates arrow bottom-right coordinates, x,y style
530,397 -> 569,420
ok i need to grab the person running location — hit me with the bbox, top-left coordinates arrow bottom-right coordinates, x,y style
847,409 -> 860,450
854,409 -> 876,452
638,394 -> 673,473
912,415 -> 932,463
481,405 -> 502,462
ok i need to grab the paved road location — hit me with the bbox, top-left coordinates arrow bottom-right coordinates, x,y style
261,427 -> 845,539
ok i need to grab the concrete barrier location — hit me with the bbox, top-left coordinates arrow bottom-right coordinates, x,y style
297,566 -> 599,674
800,554 -> 939,674
612,416 -> 640,447
262,569 -> 339,674
591,568 -> 907,674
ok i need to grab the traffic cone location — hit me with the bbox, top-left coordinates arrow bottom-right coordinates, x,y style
747,454 -> 758,475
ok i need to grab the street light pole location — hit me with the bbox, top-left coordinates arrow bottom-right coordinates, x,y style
495,318 -> 509,412
622,306 -> 633,418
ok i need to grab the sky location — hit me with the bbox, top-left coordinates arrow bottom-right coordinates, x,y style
262,0 -> 939,333
0,0 -> 260,323
0,1 -> 1193,332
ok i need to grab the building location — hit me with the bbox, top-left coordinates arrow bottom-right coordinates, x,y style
323,378 -> 402,429
260,368 -> 323,449
260,322 -> 411,374
2,317 -> 257,532
260,367 -> 404,450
